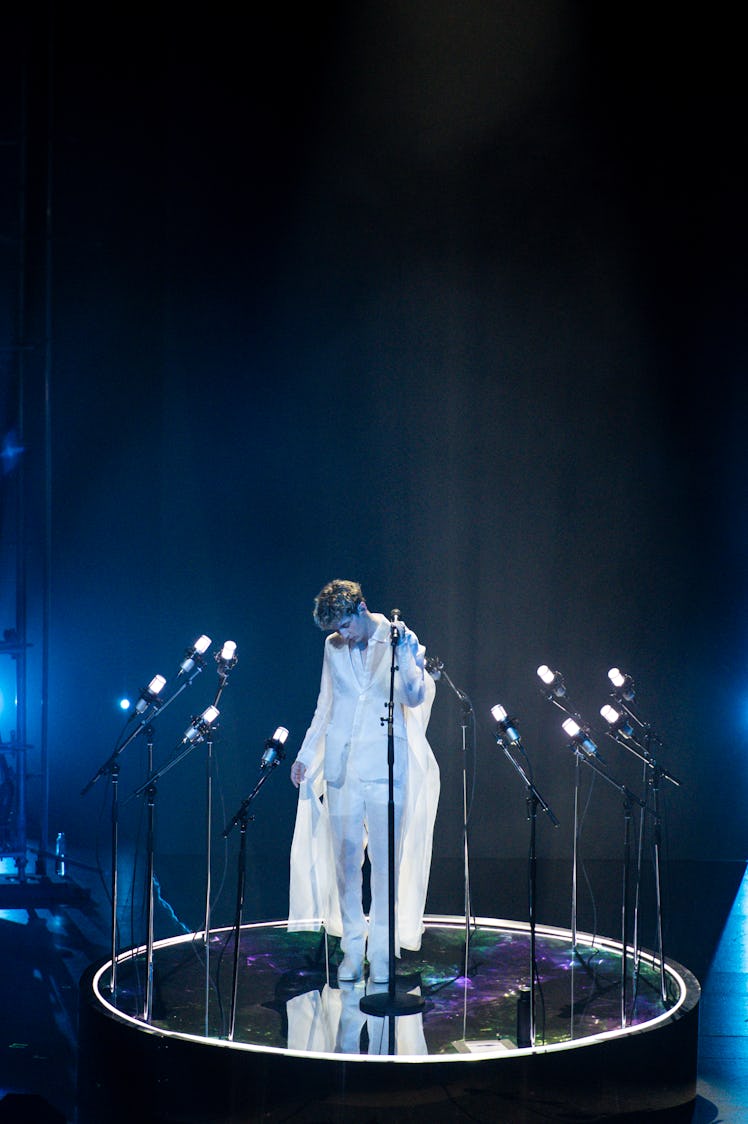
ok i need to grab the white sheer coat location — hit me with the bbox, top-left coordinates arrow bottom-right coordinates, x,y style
288,615 -> 440,952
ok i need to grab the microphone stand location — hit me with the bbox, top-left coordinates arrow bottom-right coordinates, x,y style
496,732 -> 558,1047
80,661 -> 207,1003
360,612 -> 425,1032
427,657 -> 475,988
223,751 -> 284,1042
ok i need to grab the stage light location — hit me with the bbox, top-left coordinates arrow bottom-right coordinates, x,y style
119,698 -> 131,712
179,635 -> 212,676
600,703 -> 635,739
491,704 -> 522,746
537,665 -> 566,697
134,674 -> 167,716
608,667 -> 636,700
261,726 -> 289,769
561,717 -> 604,761
182,704 -> 220,744
216,640 -> 238,679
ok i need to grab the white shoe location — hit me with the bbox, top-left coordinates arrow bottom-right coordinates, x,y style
368,959 -> 390,984
337,955 -> 363,981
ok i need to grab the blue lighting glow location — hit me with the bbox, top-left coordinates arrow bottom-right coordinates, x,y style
119,697 -> 131,712
712,865 -> 748,972
0,681 -> 15,721
1,429 -> 25,474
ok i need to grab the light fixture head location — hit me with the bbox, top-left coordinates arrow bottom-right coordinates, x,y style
491,704 -> 521,746
183,704 -> 220,744
600,703 -> 634,739
216,640 -> 239,679
261,725 -> 290,768
608,667 -> 635,701
134,673 -> 167,715
561,716 -> 603,761
561,717 -> 581,739
537,665 -> 566,698
179,635 -> 213,677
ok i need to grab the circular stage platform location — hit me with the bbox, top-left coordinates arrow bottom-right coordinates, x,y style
77,915 -> 700,1123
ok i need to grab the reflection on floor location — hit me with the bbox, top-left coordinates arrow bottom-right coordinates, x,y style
108,921 -> 678,1053
0,855 -> 746,1122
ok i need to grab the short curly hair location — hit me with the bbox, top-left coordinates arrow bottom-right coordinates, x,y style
312,579 -> 365,630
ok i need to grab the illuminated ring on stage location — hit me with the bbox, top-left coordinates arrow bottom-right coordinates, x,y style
77,914 -> 701,1123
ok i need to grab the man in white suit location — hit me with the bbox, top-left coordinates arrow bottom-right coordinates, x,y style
289,579 -> 439,984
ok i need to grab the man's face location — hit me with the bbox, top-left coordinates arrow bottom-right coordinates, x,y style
334,604 -> 367,644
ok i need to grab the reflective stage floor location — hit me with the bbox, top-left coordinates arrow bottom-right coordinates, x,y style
78,915 -> 700,1123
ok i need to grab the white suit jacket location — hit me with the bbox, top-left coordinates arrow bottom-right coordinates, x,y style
295,615 -> 424,784
288,615 -> 440,950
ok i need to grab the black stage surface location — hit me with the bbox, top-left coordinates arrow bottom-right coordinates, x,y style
77,914 -> 700,1123
2,856 -> 745,1122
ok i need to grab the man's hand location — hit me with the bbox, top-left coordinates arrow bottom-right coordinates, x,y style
392,619 -> 418,655
291,760 -> 307,788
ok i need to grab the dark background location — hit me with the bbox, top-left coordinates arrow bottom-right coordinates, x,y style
2,4 -> 746,944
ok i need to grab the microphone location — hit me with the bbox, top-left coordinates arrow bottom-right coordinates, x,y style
261,726 -> 289,769
491,704 -> 522,747
133,674 -> 167,716
562,717 -> 606,764
181,704 -> 220,745
390,608 -> 401,644
178,634 -> 212,677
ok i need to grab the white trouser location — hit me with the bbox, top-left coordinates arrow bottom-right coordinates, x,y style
325,768 -> 404,965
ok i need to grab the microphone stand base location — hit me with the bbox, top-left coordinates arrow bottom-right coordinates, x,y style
359,988 -> 425,1018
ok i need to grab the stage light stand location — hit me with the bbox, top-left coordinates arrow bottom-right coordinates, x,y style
202,642 -> 239,1035
560,719 -> 647,1028
82,646 -> 211,1003
426,654 -> 476,994
127,703 -> 221,1023
536,667 -> 585,954
491,705 -> 558,1048
600,685 -> 680,1009
223,726 -> 288,1041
